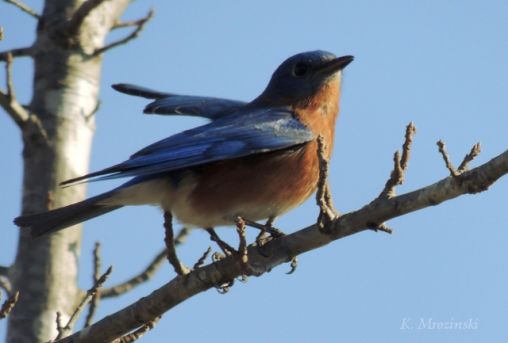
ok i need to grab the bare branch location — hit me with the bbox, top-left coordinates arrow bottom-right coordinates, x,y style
400,122 -> 416,170
55,266 -> 112,340
437,140 -> 459,177
67,0 -> 108,35
112,10 -> 153,29
6,56 -> 15,100
0,52 -> 30,127
163,212 -> 190,275
0,27 -> 3,40
3,0 -> 40,19
0,52 -> 48,141
458,142 -> 481,173
93,9 -> 154,56
100,228 -> 190,298
57,146 -> 508,343
0,54 -> 49,140
100,249 -> 165,298
0,291 -> 19,319
0,46 -> 33,62
379,122 -> 416,198
84,242 -> 102,327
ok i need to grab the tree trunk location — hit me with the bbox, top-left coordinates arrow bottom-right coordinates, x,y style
7,1 -> 129,341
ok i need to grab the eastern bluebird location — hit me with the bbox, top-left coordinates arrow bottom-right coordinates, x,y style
14,51 -> 353,236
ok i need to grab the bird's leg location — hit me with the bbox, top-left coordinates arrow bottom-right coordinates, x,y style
316,136 -> 339,233
205,221 -> 250,286
254,216 -> 282,248
235,217 -> 248,266
206,228 -> 235,256
242,217 -> 285,238
163,212 -> 190,275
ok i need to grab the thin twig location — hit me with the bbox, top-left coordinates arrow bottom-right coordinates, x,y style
400,122 -> 416,170
5,53 -> 15,101
55,266 -> 112,340
458,143 -> 481,173
100,249 -> 166,298
0,291 -> 19,319
163,212 -> 190,275
84,242 -> 102,327
112,11 -> 153,29
93,9 -> 154,56
3,0 -> 40,19
437,140 -> 459,177
0,27 -> 3,41
112,316 -> 161,343
379,151 -> 403,198
0,46 -> 33,61
0,52 -> 31,127
379,122 -> 416,198
100,228 -> 190,298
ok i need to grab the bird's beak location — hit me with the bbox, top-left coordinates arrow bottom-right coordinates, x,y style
315,55 -> 354,76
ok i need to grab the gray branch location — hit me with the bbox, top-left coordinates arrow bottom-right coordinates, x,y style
93,9 -> 154,56
0,47 -> 33,62
3,0 -> 40,19
58,147 -> 508,343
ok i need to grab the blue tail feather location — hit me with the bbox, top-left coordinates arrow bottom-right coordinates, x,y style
14,192 -> 122,237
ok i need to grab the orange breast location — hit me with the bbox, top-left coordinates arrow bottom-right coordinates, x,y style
186,142 -> 320,225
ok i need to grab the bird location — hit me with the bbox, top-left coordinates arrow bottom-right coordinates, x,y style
14,50 -> 354,237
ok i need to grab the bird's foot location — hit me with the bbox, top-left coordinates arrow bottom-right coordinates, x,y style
206,228 -> 236,256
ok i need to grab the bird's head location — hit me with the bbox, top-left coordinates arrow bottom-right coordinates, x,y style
255,50 -> 353,107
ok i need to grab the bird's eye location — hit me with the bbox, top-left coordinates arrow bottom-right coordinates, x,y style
293,62 -> 309,77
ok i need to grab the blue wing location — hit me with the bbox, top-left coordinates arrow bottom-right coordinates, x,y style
112,83 -> 171,99
62,107 -> 313,185
112,83 -> 246,120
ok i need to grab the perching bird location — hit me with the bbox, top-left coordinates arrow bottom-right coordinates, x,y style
14,51 -> 353,237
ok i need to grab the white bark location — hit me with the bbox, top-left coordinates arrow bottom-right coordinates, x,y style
7,1 -> 129,341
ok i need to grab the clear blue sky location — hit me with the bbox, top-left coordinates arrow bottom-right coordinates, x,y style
1,1 -> 507,342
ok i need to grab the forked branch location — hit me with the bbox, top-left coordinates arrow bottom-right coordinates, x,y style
57,129 -> 508,343
94,9 -> 154,56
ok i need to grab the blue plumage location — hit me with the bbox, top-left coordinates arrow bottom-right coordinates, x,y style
61,107 -> 313,185
112,83 -> 245,120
